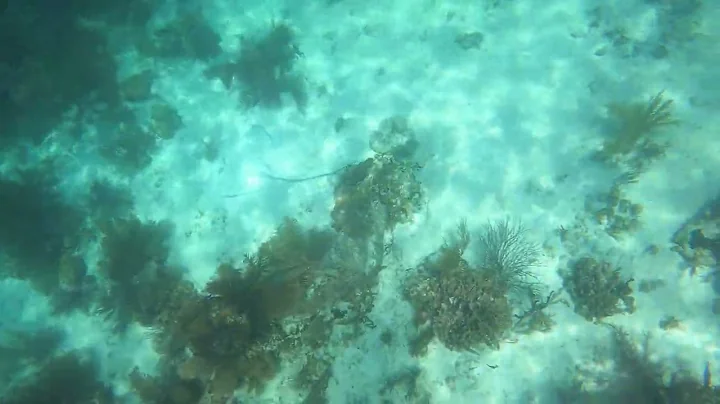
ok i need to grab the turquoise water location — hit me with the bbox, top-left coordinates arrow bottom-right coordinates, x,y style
0,0 -> 719,403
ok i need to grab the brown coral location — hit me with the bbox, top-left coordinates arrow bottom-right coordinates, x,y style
405,226 -> 513,351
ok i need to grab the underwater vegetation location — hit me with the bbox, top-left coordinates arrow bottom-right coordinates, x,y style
558,326 -> 720,403
512,289 -> 565,335
164,219 -> 333,398
671,192 -> 720,314
96,215 -> 177,329
87,179 -> 135,220
96,105 -> 163,174
587,0 -> 706,61
2,350 -> 114,404
137,12 -> 222,61
127,217 -> 383,403
95,74 -> 184,174
205,21 -> 307,110
0,168 -> 84,294
672,192 -> 720,276
149,99 -> 184,140
407,259 -> 513,351
585,172 -> 645,240
474,220 -> 541,295
0,1 -> 210,176
0,326 -> 65,394
119,69 -> 155,102
332,153 -> 425,240
561,257 -> 636,322
404,220 -> 540,353
331,115 -> 426,241
689,230 -> 720,263
0,2 -> 123,146
98,216 -> 172,287
651,0 -> 706,46
596,91 -> 678,170
0,167 -> 145,317
368,115 -> 420,160
378,366 -> 429,403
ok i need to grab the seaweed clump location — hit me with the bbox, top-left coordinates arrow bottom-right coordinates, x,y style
0,168 -> 84,294
0,3 -> 121,146
137,218 -> 336,402
585,173 -> 644,239
122,217 -> 383,403
205,22 -> 306,110
96,215 -> 177,329
671,192 -> 720,276
560,257 -> 636,322
404,220 -> 540,353
2,351 -> 113,404
368,115 -> 420,160
0,326 -> 66,393
512,290 -> 565,335
137,12 -> 222,61
332,153 -> 425,241
96,107 -> 163,174
595,91 -> 677,170
474,220 -> 541,295
558,326 -> 720,403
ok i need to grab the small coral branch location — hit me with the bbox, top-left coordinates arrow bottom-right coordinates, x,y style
475,219 -> 540,295
597,90 -> 678,169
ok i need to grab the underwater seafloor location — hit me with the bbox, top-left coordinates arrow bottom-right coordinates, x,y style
1,0 -> 720,403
